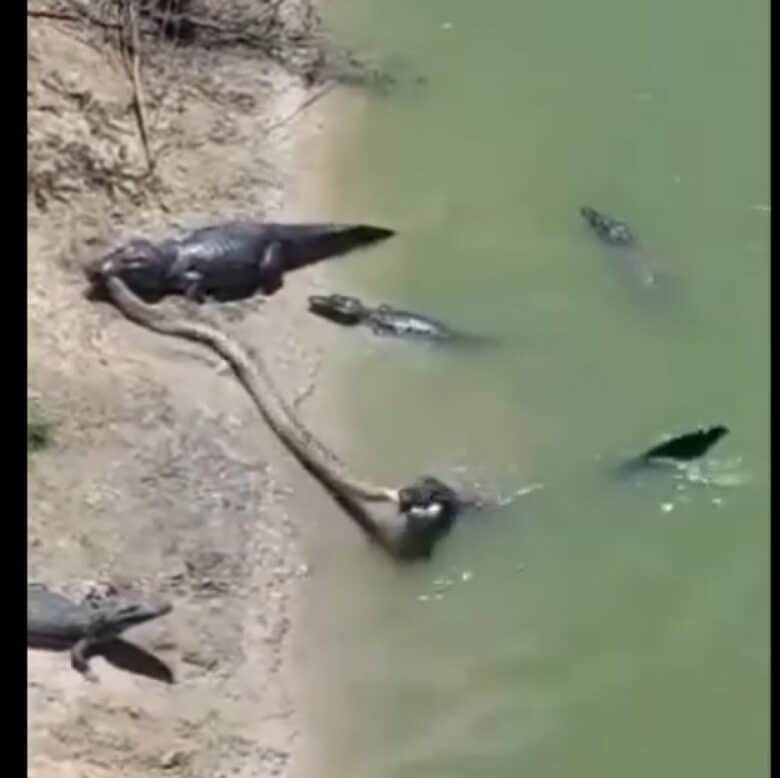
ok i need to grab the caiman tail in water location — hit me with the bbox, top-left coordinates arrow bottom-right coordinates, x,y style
616,425 -> 729,477
97,274 -> 465,561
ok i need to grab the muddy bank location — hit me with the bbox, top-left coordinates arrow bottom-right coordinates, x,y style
27,3 -> 385,776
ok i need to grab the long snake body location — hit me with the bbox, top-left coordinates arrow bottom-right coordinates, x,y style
101,274 -> 462,560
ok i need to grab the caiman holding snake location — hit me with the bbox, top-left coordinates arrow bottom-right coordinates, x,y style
86,259 -> 476,561
85,221 -> 395,304
308,293 -> 490,346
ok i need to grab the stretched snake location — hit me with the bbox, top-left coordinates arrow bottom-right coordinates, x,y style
101,274 -> 410,556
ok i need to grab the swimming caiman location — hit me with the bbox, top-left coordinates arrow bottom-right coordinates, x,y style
580,206 -> 665,291
307,293 -> 489,346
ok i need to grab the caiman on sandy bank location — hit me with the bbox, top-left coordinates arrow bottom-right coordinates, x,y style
85,222 -> 395,304
307,293 -> 490,346
27,584 -> 172,681
580,206 -> 667,292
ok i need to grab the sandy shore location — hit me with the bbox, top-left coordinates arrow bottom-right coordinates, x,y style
27,5 -> 376,776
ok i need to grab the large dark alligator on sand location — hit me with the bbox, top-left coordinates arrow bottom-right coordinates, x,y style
616,425 -> 729,477
307,293 -> 489,346
580,206 -> 663,290
85,222 -> 395,304
27,584 -> 172,682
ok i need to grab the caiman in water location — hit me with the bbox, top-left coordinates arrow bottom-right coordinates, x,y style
580,206 -> 668,293
307,293 -> 490,346
85,222 -> 395,304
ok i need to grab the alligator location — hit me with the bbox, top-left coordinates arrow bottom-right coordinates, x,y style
617,425 -> 729,476
96,273 -> 480,561
580,206 -> 663,291
27,584 -> 172,681
580,206 -> 636,246
307,293 -> 489,346
84,222 -> 395,304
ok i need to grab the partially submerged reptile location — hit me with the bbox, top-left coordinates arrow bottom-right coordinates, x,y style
92,272 -> 478,561
27,584 -> 172,681
617,425 -> 729,476
307,293 -> 489,346
85,222 -> 395,304
580,206 -> 664,291
580,206 -> 636,246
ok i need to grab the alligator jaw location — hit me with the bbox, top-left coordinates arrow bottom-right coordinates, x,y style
82,257 -> 114,301
94,600 -> 173,641
307,293 -> 367,325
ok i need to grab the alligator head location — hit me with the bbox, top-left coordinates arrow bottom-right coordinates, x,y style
580,206 -> 634,245
307,294 -> 370,326
580,206 -> 600,224
84,239 -> 171,302
88,600 -> 173,641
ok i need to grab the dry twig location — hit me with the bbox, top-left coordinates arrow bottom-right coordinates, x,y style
118,0 -> 156,173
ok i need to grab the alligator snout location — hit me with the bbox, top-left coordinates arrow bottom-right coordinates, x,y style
307,294 -> 329,312
307,293 -> 366,325
82,256 -> 115,300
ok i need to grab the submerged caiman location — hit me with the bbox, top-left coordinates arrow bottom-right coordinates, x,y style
580,206 -> 665,291
85,222 -> 395,304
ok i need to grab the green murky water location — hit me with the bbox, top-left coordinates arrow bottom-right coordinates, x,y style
306,1 -> 769,776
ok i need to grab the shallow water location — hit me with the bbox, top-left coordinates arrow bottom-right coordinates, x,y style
306,0 -> 769,775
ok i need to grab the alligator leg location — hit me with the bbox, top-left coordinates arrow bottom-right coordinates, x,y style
70,638 -> 100,683
182,273 -> 208,303
258,241 -> 284,294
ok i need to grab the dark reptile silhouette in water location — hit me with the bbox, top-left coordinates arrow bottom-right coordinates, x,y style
307,293 -> 491,346
580,206 -> 669,293
85,222 -> 395,304
616,425 -> 729,477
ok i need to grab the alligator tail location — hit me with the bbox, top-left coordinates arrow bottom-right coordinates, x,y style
273,223 -> 396,270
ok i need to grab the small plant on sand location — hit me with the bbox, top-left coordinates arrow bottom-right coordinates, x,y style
28,400 -> 54,452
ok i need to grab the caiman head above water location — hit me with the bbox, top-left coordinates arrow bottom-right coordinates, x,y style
307,293 -> 370,326
580,206 -> 636,246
